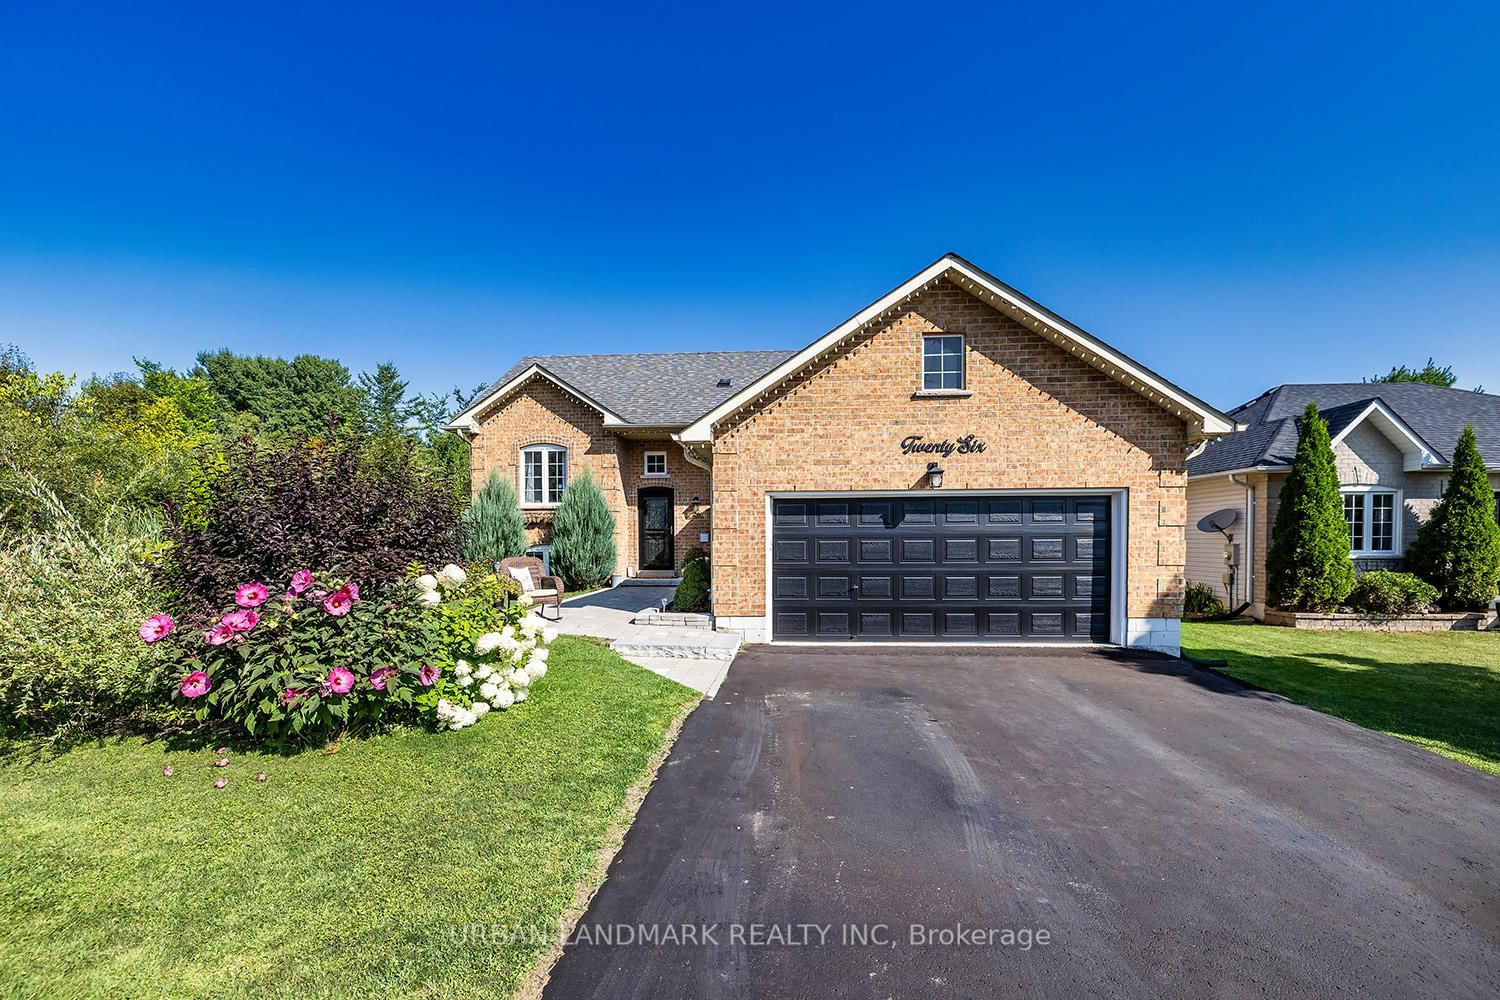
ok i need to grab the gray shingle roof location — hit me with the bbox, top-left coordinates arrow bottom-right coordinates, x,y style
1188,383 -> 1500,476
482,350 -> 797,426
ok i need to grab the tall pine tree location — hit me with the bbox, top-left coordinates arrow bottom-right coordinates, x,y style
1266,402 -> 1355,610
462,471 -> 528,563
549,470 -> 617,589
1406,425 -> 1500,610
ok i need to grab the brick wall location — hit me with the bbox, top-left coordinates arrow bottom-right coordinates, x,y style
708,278 -> 1191,622
615,438 -> 712,571
468,380 -> 630,575
467,380 -> 710,575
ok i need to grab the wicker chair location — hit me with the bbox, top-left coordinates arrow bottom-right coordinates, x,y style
499,556 -> 565,620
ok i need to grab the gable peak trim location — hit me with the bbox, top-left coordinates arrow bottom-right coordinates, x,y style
677,254 -> 1238,442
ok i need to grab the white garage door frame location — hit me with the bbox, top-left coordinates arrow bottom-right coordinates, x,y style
762,487 -> 1129,646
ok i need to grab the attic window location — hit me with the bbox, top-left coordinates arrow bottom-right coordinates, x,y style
716,378 -> 732,387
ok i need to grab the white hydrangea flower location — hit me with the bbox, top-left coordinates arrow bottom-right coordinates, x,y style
418,589 -> 442,606
475,632 -> 504,655
532,647 -> 549,664
458,675 -> 473,688
491,687 -> 515,710
509,668 -> 532,689
455,660 -> 472,677
526,662 -> 547,681
437,563 -> 467,589
479,681 -> 499,700
518,617 -> 541,636
513,687 -> 528,702
475,663 -> 493,680
516,592 -> 534,608
472,701 -> 491,718
415,574 -> 439,593
541,628 -> 558,644
436,698 -> 453,720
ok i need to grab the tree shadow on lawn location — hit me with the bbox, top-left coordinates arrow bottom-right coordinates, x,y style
0,719 -> 347,765
1181,624 -> 1500,774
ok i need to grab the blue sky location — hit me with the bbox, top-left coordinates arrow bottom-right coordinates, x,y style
2,2 -> 1497,410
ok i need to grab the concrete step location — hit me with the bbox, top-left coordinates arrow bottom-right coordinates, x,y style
632,611 -> 714,629
619,577 -> 682,587
611,629 -> 740,661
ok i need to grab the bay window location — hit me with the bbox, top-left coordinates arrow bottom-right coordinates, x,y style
521,445 -> 567,505
1341,488 -> 1399,556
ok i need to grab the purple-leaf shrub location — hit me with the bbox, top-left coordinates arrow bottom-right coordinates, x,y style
160,431 -> 460,620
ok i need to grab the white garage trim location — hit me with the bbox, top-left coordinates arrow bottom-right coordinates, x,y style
745,488 -> 1131,647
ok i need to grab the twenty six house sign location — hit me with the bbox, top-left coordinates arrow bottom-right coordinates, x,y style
899,434 -> 987,458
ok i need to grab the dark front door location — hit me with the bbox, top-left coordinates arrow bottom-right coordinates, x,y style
638,488 -> 674,571
771,494 -> 1111,642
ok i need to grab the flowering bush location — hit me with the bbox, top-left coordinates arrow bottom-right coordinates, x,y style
410,563 -> 553,730
151,569 -> 436,742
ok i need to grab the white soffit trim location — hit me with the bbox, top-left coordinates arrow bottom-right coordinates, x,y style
1329,399 -> 1442,472
443,364 -> 628,433
677,253 -> 1239,442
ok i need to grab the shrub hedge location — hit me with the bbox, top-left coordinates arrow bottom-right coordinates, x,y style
673,551 -> 710,612
1345,571 -> 1440,615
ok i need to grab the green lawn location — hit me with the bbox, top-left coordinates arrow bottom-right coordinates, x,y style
1183,621 -> 1500,776
0,637 -> 699,999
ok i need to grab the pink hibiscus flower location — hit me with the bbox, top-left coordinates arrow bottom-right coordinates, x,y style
345,581 -> 360,601
288,568 -> 314,595
418,663 -> 440,686
369,666 -> 397,691
234,582 -> 269,608
180,671 -> 212,699
139,614 -> 176,643
326,666 -> 356,695
204,623 -> 236,646
323,586 -> 354,617
222,608 -> 259,632
280,687 -> 306,706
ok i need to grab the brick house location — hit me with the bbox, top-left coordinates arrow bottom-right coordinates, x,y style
447,254 -> 1235,654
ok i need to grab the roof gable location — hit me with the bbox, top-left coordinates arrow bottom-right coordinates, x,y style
447,350 -> 797,431
1189,382 -> 1500,477
676,254 -> 1237,443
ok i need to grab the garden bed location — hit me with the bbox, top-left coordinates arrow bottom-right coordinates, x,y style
0,637 -> 699,999
1263,609 -> 1498,632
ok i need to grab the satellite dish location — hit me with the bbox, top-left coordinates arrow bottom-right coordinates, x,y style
1196,508 -> 1239,534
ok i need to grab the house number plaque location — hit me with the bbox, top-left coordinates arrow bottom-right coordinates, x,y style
899,434 -> 987,458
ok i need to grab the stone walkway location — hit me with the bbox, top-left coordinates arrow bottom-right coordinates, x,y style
532,584 -> 736,697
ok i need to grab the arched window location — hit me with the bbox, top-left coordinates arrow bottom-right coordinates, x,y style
521,445 -> 567,505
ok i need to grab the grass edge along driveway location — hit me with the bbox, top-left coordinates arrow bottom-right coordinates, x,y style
0,636 -> 699,1000
1182,621 -> 1500,776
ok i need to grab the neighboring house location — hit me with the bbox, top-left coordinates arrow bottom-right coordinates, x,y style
447,254 -> 1236,653
1186,383 -> 1500,616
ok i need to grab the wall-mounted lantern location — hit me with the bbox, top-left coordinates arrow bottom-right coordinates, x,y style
926,461 -> 944,489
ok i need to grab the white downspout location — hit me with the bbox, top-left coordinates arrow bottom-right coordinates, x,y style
1229,473 -> 1254,612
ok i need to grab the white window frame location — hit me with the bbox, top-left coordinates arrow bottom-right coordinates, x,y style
643,451 -> 668,478
921,334 -> 966,391
520,445 -> 568,507
1340,486 -> 1401,557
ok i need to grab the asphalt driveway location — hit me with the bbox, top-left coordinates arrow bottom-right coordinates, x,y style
543,646 -> 1500,999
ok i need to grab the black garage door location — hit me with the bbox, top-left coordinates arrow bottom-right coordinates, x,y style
771,495 -> 1111,642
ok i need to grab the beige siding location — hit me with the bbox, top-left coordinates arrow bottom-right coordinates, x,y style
1333,421 -> 1405,487
1252,472 -> 1280,613
1186,476 -> 1248,606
